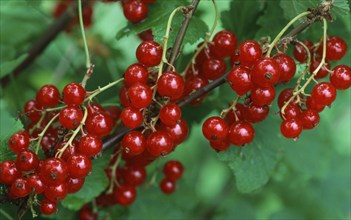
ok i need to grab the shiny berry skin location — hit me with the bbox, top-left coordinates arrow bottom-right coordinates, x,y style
120,107 -> 143,128
24,99 -> 42,122
123,166 -> 147,186
311,82 -> 337,106
225,103 -> 246,124
157,71 -> 185,99
8,130 -> 31,153
55,141 -> 78,161
87,102 -> 105,116
78,206 -> 97,220
28,174 -> 46,194
113,185 -> 137,206
202,116 -> 228,141
245,103 -> 270,124
293,40 -> 314,63
273,54 -> 296,83
62,83 -> 86,105
330,65 -> 351,90
10,178 -> 30,198
210,30 -> 238,58
136,40 -> 162,67
299,109 -> 320,130
85,112 -> 114,137
228,121 -> 255,146
325,36 -> 347,61
44,183 -> 68,202
67,177 -> 85,193
163,160 -> 184,181
277,88 -> 300,108
280,104 -> 301,120
124,63 -> 149,87
121,131 -> 145,156
39,158 -> 68,186
250,86 -> 276,106
238,40 -> 262,66
251,58 -> 280,87
59,106 -> 83,130
67,154 -> 92,178
158,119 -> 189,145
305,96 -> 325,112
127,83 -> 152,109
310,58 -> 331,79
160,104 -> 182,126
227,66 -> 252,96
36,84 -> 60,107
0,160 -> 20,185
202,58 -> 227,80
119,85 -> 131,107
146,131 -> 174,157
210,138 -> 230,151
280,118 -> 303,139
230,49 -> 240,66
15,150 -> 39,172
78,135 -> 102,157
123,0 -> 148,23
159,178 -> 176,194
40,199 -> 57,215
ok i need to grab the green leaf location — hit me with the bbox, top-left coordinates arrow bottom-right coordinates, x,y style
280,0 -> 317,22
332,0 -> 351,17
217,117 -> 283,193
61,151 -> 112,210
0,54 -> 26,78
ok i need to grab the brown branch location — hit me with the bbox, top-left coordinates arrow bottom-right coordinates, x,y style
0,0 -> 90,87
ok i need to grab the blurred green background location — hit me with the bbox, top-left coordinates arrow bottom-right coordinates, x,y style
0,0 -> 350,219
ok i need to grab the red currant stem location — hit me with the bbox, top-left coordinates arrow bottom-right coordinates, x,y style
84,78 -> 124,102
35,113 -> 59,154
81,64 -> 95,89
0,208 -> 13,220
78,0 -> 91,69
56,106 -> 88,158
220,96 -> 240,118
29,195 -> 38,218
43,105 -> 65,112
266,11 -> 311,57
29,112 -> 46,135
106,151 -> 122,194
281,18 -> 328,115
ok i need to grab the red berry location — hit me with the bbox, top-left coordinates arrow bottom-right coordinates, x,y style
28,174 -> 46,194
106,106 -> 121,122
228,121 -> 255,146
67,177 -> 85,193
310,58 -> 331,79
227,66 -> 252,96
157,71 -> 185,99
202,58 -> 227,80
311,82 -> 337,106
127,83 -> 152,109
136,40 -> 162,67
123,166 -> 147,186
123,0 -> 148,23
146,131 -> 174,157
36,84 -> 60,107
39,158 -> 68,186
158,119 -> 189,145
163,160 -> 184,181
15,149 -> 39,172
305,96 -> 325,112
113,185 -> 136,206
24,99 -> 42,122
277,88 -> 300,108
225,103 -> 246,124
159,178 -> 176,194
78,206 -> 97,220
251,58 -> 280,87
202,116 -> 228,141
330,65 -> 351,90
183,76 -> 209,106
67,154 -> 92,178
55,141 -> 78,161
299,109 -> 320,130
44,183 -> 68,202
280,118 -> 303,139
238,40 -> 262,66
87,102 -> 105,116
119,85 -> 131,107
8,130 -> 31,153
324,36 -> 347,61
85,112 -> 114,137
280,104 -> 301,120
230,49 -> 240,66
138,29 -> 154,41
293,40 -> 314,63
245,103 -> 269,123
210,30 -> 238,58
124,63 -> 149,87
273,54 -> 296,83
59,106 -> 84,130
250,86 -> 276,106
40,199 -> 57,215
10,178 -> 30,198
159,104 -> 182,126
120,107 -> 143,128
0,160 -> 20,185
121,131 -> 145,156
62,82 -> 86,105
78,135 -> 103,157
210,138 -> 230,151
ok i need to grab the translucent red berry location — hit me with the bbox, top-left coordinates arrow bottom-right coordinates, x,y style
36,84 -> 60,107
305,96 -> 325,112
202,58 -> 227,80
44,182 -> 68,202
59,106 -> 84,130
227,65 -> 252,96
15,149 -> 39,172
28,174 -> 46,194
159,104 -> 182,126
238,40 -> 262,66
146,131 -> 174,157
120,107 -> 143,128
299,109 -> 320,130
280,118 -> 303,139
163,160 -> 184,181
202,116 -> 228,141
40,199 -> 57,215
311,82 -> 337,106
280,104 -> 301,120
159,178 -> 176,194
24,99 -> 42,122
324,36 -> 347,61
123,166 -> 147,186
67,177 -> 85,193
330,65 -> 351,90
127,83 -> 152,109
10,178 -> 30,198
85,112 -> 114,137
8,130 -> 31,153
157,71 -> 185,99
123,0 -> 148,23
121,131 -> 145,156
251,58 -> 280,87
210,30 -> 238,58
113,185 -> 136,206
62,82 -> 86,105
39,158 -> 68,186
210,138 -> 230,151
124,63 -> 149,87
245,103 -> 269,124
136,40 -> 162,67
0,160 -> 21,185
78,135 -> 103,157
228,121 -> 255,146
158,119 -> 189,145
310,58 -> 331,79
67,154 -> 92,178
273,54 -> 296,83
250,86 -> 276,106
293,40 -> 314,63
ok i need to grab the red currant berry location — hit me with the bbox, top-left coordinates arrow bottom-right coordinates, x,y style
87,102 -> 105,116
311,82 -> 337,106
0,160 -> 20,185
310,58 -> 331,79
67,154 -> 92,178
210,138 -> 230,151
136,40 -> 162,67
280,118 -> 303,139
36,84 -> 60,107
210,30 -> 238,58
127,83 -> 152,109
85,112 -> 114,137
228,121 -> 255,146
39,158 -> 68,186
330,65 -> 351,90
305,96 -> 325,112
8,130 -> 31,154
250,86 -> 276,106
44,182 -> 68,202
158,119 -> 189,145
40,199 -> 57,215
202,58 -> 227,80
227,66 -> 252,96
293,40 -> 314,63
230,49 -> 240,66
245,103 -> 270,123
280,104 -> 301,120
183,76 -> 209,106
277,88 -> 300,108
299,109 -> 320,130
78,135 -> 102,157
225,103 -> 246,124
28,174 -> 46,194
124,63 -> 149,87
202,116 -> 228,141
15,149 -> 39,172
251,58 -> 280,87
113,185 -> 136,206
10,178 -> 30,198
159,104 -> 181,126
159,178 -> 176,194
146,131 -> 174,157
121,131 -> 145,156
163,160 -> 184,181
123,0 -> 148,23
138,29 -> 154,41
67,177 -> 85,193
106,106 -> 121,123
123,166 -> 147,186
62,82 -> 86,105
157,71 -> 185,99
59,106 -> 83,130
24,99 -> 42,122
78,206 -> 97,220
324,36 -> 347,61
55,141 -> 78,161
119,85 -> 131,107
238,40 -> 262,66
120,107 -> 143,128
273,54 -> 296,83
